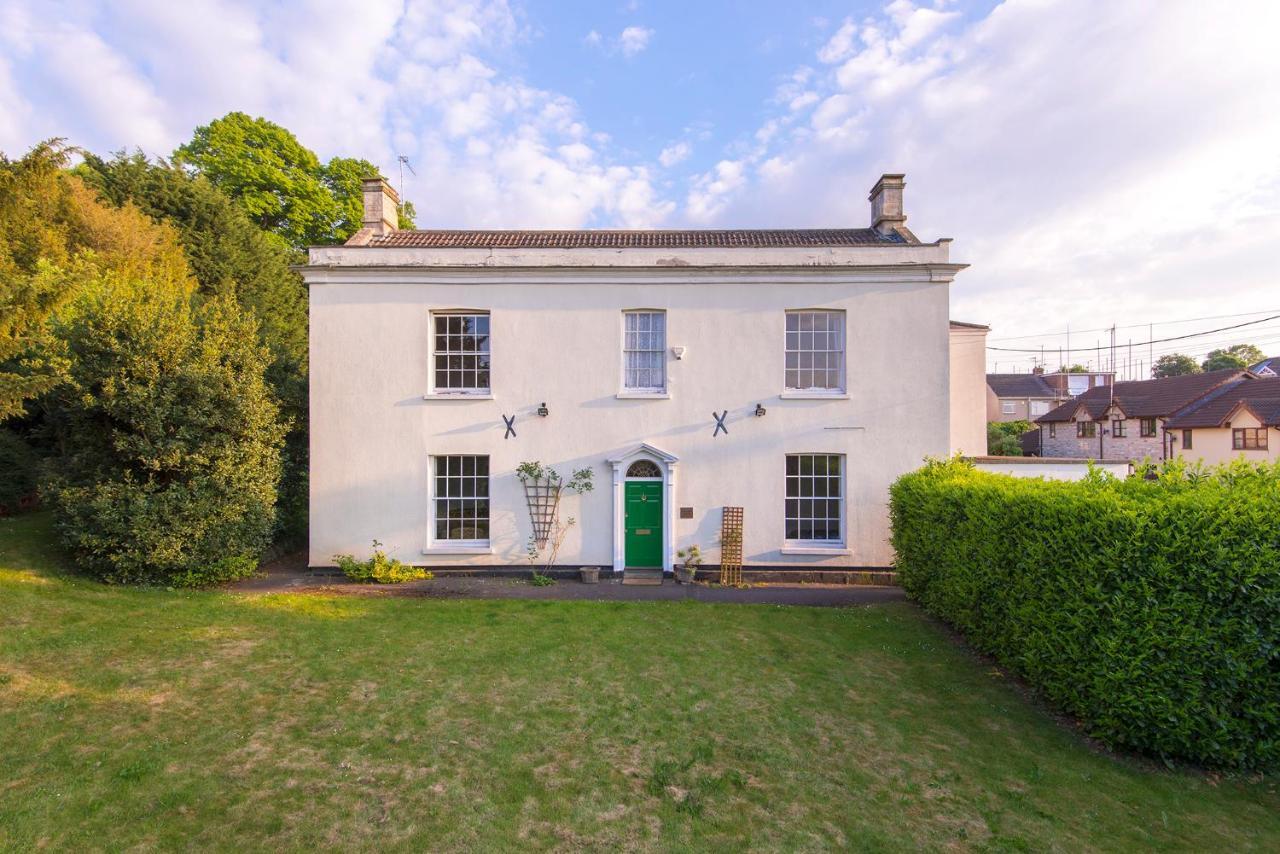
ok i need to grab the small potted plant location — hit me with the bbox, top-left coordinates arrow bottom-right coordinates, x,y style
675,545 -> 702,584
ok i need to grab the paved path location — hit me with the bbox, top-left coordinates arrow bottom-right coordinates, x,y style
230,560 -> 905,608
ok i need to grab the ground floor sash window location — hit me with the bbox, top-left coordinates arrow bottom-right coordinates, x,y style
785,454 -> 844,545
433,455 -> 490,544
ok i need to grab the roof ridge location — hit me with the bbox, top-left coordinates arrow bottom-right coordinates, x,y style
362,227 -> 919,249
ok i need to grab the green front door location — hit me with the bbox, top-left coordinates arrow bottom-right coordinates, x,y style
624,481 -> 663,568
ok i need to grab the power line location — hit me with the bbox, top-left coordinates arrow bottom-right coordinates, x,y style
986,309 -> 1280,343
986,314 -> 1280,354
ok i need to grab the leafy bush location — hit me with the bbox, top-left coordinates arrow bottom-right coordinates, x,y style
529,571 -> 556,587
890,457 -> 1280,770
986,420 -> 1032,455
334,541 -> 431,584
45,287 -> 285,587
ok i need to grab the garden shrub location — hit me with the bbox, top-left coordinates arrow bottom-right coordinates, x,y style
334,541 -> 431,584
44,286 -> 285,587
890,457 -> 1280,770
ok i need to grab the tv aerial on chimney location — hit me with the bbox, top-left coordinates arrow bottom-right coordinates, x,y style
396,155 -> 415,218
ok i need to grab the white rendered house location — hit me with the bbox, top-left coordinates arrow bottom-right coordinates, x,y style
302,174 -> 965,575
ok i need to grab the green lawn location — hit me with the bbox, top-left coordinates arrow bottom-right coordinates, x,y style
2,513 -> 1277,851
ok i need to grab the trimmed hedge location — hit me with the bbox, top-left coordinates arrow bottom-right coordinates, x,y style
890,458 -> 1280,770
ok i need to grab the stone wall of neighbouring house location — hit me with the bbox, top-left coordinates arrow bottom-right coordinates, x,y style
1100,420 -> 1164,462
1040,417 -> 1163,461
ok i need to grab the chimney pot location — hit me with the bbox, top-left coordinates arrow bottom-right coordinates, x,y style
869,173 -> 906,235
362,176 -> 400,236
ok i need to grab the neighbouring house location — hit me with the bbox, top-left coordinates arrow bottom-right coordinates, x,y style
301,173 -> 965,575
1034,369 -> 1250,461
985,369 -> 1113,423
1250,357 -> 1278,378
1163,375 -> 1280,464
949,321 -> 990,456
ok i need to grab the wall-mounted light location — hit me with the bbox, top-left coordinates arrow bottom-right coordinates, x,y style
671,345 -> 686,360
537,402 -> 549,417
754,403 -> 767,417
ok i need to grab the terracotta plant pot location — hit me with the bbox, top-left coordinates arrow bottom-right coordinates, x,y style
580,567 -> 600,584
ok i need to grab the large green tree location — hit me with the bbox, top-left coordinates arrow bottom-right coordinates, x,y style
173,112 -> 413,249
1201,344 -> 1265,372
77,152 -> 306,401
1151,353 -> 1201,378
0,141 -> 192,420
77,152 -> 310,540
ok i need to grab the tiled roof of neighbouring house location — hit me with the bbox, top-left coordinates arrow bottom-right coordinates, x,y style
365,228 -> 915,249
1036,369 -> 1248,423
986,373 -> 1058,399
1165,376 -> 1280,428
1250,357 -> 1279,377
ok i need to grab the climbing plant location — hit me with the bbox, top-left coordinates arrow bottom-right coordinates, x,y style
516,461 -> 593,570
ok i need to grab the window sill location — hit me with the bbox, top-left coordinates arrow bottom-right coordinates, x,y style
779,392 -> 850,400
422,392 -> 494,400
616,391 -> 670,400
422,545 -> 493,555
781,546 -> 852,556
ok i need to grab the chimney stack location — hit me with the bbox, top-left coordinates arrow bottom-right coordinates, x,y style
362,176 -> 400,236
869,173 -> 906,235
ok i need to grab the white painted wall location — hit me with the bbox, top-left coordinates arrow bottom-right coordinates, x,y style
949,324 -> 988,455
972,459 -> 1131,480
307,267 -> 953,570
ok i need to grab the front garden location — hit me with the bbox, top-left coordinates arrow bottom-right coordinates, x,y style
2,512 -> 1278,851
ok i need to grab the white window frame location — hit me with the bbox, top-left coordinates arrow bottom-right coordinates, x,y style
783,310 -> 846,395
1030,400 -> 1050,417
783,453 -> 846,549
428,454 -> 491,551
1002,402 -> 1017,414
620,310 -> 667,395
430,311 -> 491,396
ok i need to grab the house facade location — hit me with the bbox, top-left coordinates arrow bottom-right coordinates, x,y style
1035,369 -> 1252,462
985,369 -> 1112,424
1163,375 -> 1280,464
302,174 -> 964,573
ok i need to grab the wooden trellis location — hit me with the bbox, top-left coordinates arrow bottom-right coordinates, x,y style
523,478 -> 562,547
719,506 -> 744,586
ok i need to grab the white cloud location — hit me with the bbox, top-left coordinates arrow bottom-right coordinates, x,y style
684,0 -> 1280,363
617,25 -> 653,57
587,24 -> 654,58
686,159 -> 746,223
658,141 -> 691,167
0,0 -> 676,229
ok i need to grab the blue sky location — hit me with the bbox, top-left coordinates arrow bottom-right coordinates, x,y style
3,1 -> 1279,370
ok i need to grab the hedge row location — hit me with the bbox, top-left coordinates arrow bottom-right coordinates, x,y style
890,458 -> 1280,770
